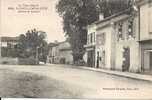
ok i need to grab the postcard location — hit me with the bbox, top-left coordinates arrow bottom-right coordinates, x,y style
0,0 -> 152,99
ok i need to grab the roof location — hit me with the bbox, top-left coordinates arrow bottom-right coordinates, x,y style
96,9 -> 130,25
88,9 -> 131,29
1,36 -> 19,42
136,0 -> 149,6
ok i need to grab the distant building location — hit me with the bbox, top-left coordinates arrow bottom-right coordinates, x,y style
47,40 -> 73,64
47,43 -> 57,63
1,36 -> 18,47
0,36 -> 19,64
0,36 -> 19,57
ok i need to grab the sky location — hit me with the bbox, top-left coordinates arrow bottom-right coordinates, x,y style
0,0 -> 65,42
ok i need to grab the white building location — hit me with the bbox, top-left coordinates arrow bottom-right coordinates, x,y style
84,0 -> 152,74
84,23 -> 96,67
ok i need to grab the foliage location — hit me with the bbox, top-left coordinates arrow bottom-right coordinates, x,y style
97,0 -> 132,17
17,29 -> 48,63
56,0 -> 132,63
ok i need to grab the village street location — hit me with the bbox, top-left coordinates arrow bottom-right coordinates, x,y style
0,64 -> 152,99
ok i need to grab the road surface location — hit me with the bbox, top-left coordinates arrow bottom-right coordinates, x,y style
0,64 -> 152,99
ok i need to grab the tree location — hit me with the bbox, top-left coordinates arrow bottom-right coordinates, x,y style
17,29 -> 48,63
97,0 -> 131,17
56,0 -> 132,64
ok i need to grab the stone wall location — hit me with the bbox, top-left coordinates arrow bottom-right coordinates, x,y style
0,57 -> 18,65
115,39 -> 140,72
140,2 -> 152,40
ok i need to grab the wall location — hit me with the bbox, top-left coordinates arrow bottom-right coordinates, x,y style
87,24 -> 96,45
58,42 -> 73,64
140,42 -> 152,71
49,41 -> 73,64
96,25 -> 113,69
51,45 -> 60,64
60,50 -> 73,64
140,2 -> 152,40
116,40 -> 140,72
83,23 -> 96,67
0,57 -> 18,65
115,16 -> 140,72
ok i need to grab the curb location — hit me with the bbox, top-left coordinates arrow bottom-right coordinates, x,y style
78,66 -> 152,83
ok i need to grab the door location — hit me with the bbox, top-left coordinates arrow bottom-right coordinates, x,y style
87,50 -> 95,67
150,52 -> 152,70
122,47 -> 130,72
96,51 -> 99,68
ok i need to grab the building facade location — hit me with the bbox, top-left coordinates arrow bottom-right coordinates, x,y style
84,0 -> 152,74
138,0 -> 152,73
0,36 -> 19,64
0,36 -> 19,57
84,24 -> 96,67
114,12 -> 140,72
58,41 -> 73,64
48,41 -> 73,64
47,43 -> 57,63
95,17 -> 115,69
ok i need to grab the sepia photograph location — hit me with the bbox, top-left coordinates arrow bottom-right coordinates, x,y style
0,0 -> 152,99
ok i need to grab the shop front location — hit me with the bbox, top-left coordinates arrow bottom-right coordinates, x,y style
140,40 -> 152,74
86,47 -> 95,67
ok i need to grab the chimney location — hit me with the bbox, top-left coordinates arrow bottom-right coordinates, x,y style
99,13 -> 104,21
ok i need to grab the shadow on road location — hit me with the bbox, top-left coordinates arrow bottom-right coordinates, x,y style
0,69 -> 83,98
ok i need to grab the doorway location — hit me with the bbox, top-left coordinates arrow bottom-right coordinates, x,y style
143,50 -> 152,74
150,52 -> 152,70
122,47 -> 130,72
87,50 -> 95,67
143,50 -> 152,70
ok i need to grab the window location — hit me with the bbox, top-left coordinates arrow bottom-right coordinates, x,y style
87,34 -> 91,44
101,51 -> 105,66
128,19 -> 134,37
87,34 -> 89,44
128,20 -> 133,35
117,22 -> 123,41
88,32 -> 95,44
93,32 -> 95,42
90,33 -> 93,43
96,33 -> 105,45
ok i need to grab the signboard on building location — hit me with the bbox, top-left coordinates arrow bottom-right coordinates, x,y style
96,33 -> 105,46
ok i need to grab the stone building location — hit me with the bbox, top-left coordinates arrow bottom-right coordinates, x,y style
0,36 -> 19,64
114,10 -> 140,72
84,23 -> 96,67
48,40 -> 73,64
94,10 -> 139,71
84,0 -> 152,74
47,43 -> 57,63
0,36 -> 19,57
137,0 -> 152,73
